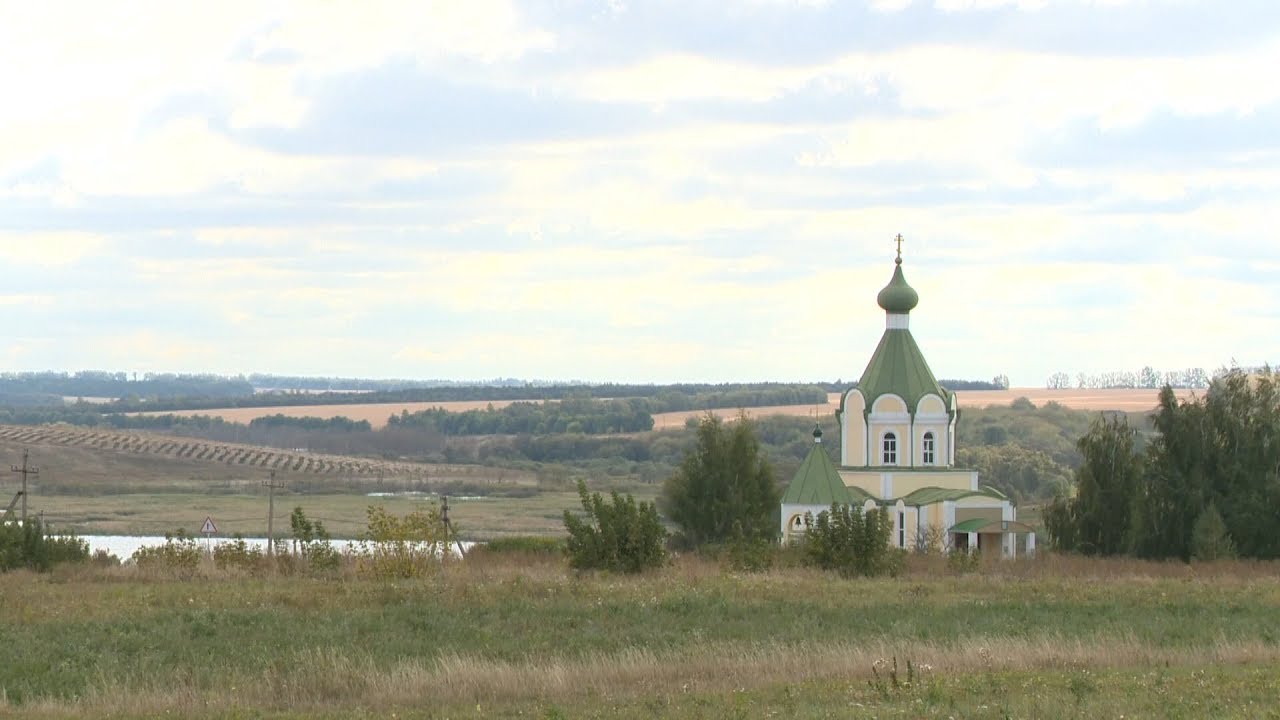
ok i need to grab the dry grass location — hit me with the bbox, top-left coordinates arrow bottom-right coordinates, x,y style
36,488 -> 598,538
16,634 -> 1279,718
6,552 -> 1280,717
901,550 -> 1280,583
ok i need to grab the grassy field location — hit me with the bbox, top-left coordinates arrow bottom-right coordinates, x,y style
2,554 -> 1278,718
0,433 -> 565,538
36,489 -> 628,539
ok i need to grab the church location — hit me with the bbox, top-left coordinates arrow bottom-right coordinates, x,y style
780,238 -> 1035,556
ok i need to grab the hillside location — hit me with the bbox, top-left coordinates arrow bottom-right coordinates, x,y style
0,424 -> 531,496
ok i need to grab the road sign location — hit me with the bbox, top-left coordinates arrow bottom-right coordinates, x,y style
201,516 -> 218,534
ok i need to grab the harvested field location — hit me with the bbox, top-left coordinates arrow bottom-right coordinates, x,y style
130,388 -> 1202,432
649,387 -> 1200,429
136,399 -> 521,429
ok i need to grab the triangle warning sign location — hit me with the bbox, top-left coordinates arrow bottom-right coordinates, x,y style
201,516 -> 217,534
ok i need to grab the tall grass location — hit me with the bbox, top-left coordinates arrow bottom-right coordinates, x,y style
3,552 -> 1280,717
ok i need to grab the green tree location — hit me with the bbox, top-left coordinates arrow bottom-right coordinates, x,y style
1134,373 -> 1280,559
957,444 -> 1072,502
660,413 -> 780,548
1130,386 -> 1208,560
1043,414 -> 1143,555
290,506 -> 340,572
562,480 -> 667,573
1190,502 -> 1236,562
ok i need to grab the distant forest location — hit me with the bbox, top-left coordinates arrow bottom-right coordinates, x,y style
0,371 -> 253,406
0,370 -> 1006,411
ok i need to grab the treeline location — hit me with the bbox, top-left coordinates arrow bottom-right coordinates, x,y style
1046,367 -> 1210,390
248,374 -> 535,392
0,371 -> 1015,412
1045,370 -> 1280,560
249,414 -> 372,432
389,398 -> 654,435
2,384 -> 829,421
0,371 -> 254,402
95,382 -> 829,414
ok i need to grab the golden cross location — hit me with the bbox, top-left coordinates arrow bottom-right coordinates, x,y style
894,233 -> 904,260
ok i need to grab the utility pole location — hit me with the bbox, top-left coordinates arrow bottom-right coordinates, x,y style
441,495 -> 450,564
10,449 -> 38,525
263,470 -> 286,555
441,495 -> 464,562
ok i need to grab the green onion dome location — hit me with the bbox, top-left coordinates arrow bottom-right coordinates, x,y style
876,258 -> 919,314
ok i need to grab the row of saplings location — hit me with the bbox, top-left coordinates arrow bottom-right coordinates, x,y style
131,506 -> 454,579
0,506 -> 460,580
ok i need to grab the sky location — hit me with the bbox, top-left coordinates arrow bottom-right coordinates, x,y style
1,0 -> 1277,386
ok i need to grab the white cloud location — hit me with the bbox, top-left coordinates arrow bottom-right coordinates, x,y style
0,233 -> 105,265
2,1 -> 1278,382
870,0 -> 915,11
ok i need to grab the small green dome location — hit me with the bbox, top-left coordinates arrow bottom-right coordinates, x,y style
876,259 -> 919,314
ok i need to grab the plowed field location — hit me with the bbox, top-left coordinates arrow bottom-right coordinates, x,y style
0,424 -> 441,478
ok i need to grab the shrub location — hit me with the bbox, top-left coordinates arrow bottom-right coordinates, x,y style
0,518 -> 90,572
212,535 -> 266,573
131,531 -> 201,577
800,504 -> 902,578
946,548 -> 981,574
356,505 -> 448,579
90,549 -> 121,568
725,521 -> 776,573
563,479 -> 667,573
289,506 -> 341,574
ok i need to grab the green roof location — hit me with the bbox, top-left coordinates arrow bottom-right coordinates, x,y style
782,437 -> 852,506
899,486 -> 1006,506
948,518 -> 1035,534
857,327 -> 949,412
876,260 -> 919,314
948,518 -> 991,534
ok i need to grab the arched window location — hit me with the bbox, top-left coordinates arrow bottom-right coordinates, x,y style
882,432 -> 898,465
922,432 -> 936,465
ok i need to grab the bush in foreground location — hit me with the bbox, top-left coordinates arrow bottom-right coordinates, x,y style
131,530 -> 201,577
0,518 -> 90,572
356,505 -> 450,579
800,504 -> 902,577
563,479 -> 667,573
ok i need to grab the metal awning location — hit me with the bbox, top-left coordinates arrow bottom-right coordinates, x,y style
948,519 -> 1036,534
